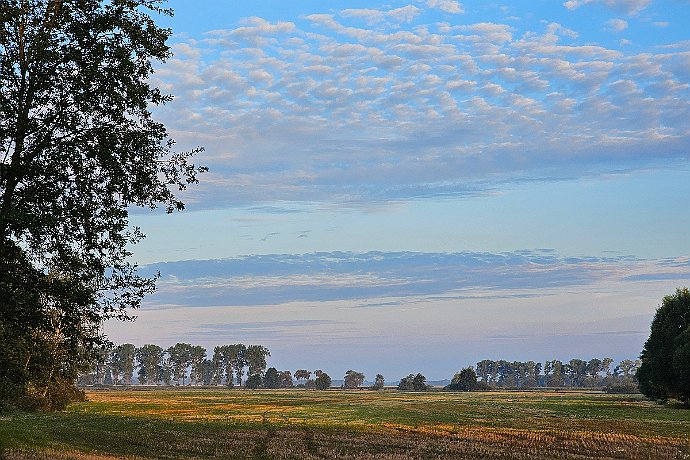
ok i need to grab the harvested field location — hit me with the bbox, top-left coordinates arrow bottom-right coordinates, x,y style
1,389 -> 688,459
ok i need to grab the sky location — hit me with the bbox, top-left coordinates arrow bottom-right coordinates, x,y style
107,0 -> 690,380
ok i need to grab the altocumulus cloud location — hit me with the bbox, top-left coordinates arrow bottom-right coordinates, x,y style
150,1 -> 690,208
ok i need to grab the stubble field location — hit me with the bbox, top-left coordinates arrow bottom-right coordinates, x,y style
1,389 -> 689,460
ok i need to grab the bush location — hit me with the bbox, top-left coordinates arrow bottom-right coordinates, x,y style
605,382 -> 640,394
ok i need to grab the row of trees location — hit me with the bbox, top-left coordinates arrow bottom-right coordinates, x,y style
80,343 -> 270,387
248,368 -> 332,390
472,358 -> 640,388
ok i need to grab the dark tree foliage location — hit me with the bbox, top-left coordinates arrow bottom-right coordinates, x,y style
447,368 -> 478,391
263,367 -> 280,389
0,0 -> 205,410
637,288 -> 690,402
244,374 -> 262,390
314,371 -> 332,390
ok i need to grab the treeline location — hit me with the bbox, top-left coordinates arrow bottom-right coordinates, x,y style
78,342 -> 333,390
80,343 -> 271,387
471,358 -> 640,388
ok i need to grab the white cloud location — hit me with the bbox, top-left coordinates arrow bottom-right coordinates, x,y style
152,13 -> 690,207
607,18 -> 629,32
563,0 -> 652,15
341,5 -> 422,25
426,0 -> 465,14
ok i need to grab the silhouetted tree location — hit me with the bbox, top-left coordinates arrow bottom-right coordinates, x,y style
637,288 -> 690,402
0,0 -> 205,411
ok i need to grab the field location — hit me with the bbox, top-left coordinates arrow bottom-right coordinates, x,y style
1,389 -> 689,460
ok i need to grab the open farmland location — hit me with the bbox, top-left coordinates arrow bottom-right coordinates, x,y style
1,389 -> 689,460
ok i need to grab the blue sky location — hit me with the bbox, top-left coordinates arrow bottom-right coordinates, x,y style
108,0 -> 690,380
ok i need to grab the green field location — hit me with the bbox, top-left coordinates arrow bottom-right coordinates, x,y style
1,389 -> 689,459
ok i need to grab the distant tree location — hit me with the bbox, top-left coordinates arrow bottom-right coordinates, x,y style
397,374 -> 415,391
637,288 -> 690,402
372,374 -> 385,390
448,368 -> 478,391
245,345 -> 270,379
136,344 -> 163,385
412,373 -> 427,391
189,346 -> 207,386
263,367 -> 281,389
168,343 -> 193,385
601,357 -> 614,376
200,359 -> 214,386
211,346 -> 225,385
245,374 -> 262,390
476,360 -> 492,384
547,360 -> 565,387
294,369 -> 311,382
115,344 -> 136,385
314,372 -> 332,390
279,370 -> 293,388
228,344 -> 247,387
344,370 -> 365,389
569,359 -> 588,387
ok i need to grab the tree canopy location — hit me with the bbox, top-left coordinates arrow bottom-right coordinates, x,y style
637,288 -> 690,402
0,0 -> 204,410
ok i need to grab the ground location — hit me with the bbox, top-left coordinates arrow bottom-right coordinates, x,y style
1,389 -> 689,459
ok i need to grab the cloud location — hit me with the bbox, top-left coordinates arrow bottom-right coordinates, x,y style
426,0 -> 465,14
136,250 -> 668,308
153,10 -> 690,207
607,18 -> 629,32
563,0 -> 652,15
340,6 -> 422,25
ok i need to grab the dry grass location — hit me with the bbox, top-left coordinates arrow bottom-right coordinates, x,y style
2,389 -> 689,459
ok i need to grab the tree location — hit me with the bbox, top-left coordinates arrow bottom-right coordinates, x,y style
135,344 -> 163,385
314,371 -> 331,390
0,0 -> 205,410
245,374 -> 262,390
412,373 -> 427,391
343,370 -> 365,389
371,374 -> 385,390
245,345 -> 270,378
263,367 -> 280,389
279,370 -> 293,388
167,343 -> 192,386
397,374 -> 415,391
448,368 -> 478,391
294,369 -> 311,383
189,345 -> 207,386
637,288 -> 690,402
110,343 -> 135,385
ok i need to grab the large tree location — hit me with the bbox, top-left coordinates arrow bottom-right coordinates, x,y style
0,0 -> 204,410
637,288 -> 690,402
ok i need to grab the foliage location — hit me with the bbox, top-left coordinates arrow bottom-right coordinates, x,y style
371,374 -> 385,390
637,288 -> 690,402
398,373 -> 427,391
343,370 -> 365,389
262,368 -> 281,389
447,367 -> 479,391
244,374 -> 262,390
314,371 -> 332,390
0,0 -> 205,411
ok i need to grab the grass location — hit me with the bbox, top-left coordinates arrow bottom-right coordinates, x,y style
1,388 -> 689,459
